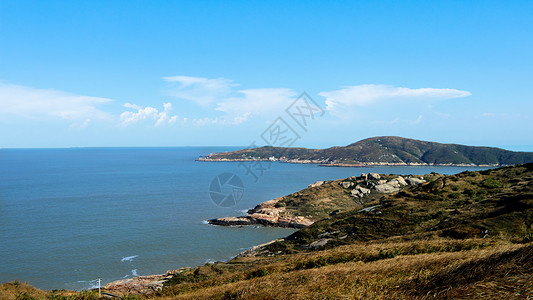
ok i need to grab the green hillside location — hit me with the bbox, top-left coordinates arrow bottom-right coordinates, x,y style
200,136 -> 533,166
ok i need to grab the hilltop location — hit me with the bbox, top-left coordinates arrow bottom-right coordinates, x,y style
198,136 -> 533,166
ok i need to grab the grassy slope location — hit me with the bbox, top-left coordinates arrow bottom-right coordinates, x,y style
266,173 -> 409,221
204,136 -> 533,165
3,164 -> 533,299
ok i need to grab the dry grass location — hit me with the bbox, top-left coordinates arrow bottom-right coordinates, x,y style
155,242 -> 532,300
147,239 -> 531,300
0,281 -> 49,300
154,245 -> 533,299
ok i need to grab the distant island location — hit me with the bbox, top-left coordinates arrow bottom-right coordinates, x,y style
198,136 -> 533,167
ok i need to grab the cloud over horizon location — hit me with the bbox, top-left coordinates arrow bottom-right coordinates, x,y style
163,75 -> 237,107
163,75 -> 298,124
319,84 -> 471,116
120,102 -> 178,127
0,83 -> 113,123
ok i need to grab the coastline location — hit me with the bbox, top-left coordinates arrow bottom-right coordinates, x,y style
196,157 -> 502,168
100,237 -> 283,294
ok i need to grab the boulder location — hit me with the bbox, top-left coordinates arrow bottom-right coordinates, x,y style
368,173 -> 381,180
340,181 -> 353,189
406,177 -> 426,185
308,181 -> 325,188
396,176 -> 408,186
374,183 -> 400,193
350,189 -> 363,198
309,238 -> 331,249
356,186 -> 371,194
387,179 -> 400,188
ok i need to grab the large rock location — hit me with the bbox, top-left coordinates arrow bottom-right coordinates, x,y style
351,189 -> 363,198
340,181 -> 354,189
308,181 -> 325,188
208,216 -> 255,226
387,179 -> 401,188
396,176 -> 408,186
368,173 -> 381,180
374,183 -> 400,193
406,177 -> 426,185
308,238 -> 331,249
356,186 -> 371,194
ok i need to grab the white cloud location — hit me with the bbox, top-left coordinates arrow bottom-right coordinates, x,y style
163,76 -> 237,107
164,75 -> 300,124
0,82 -> 113,121
123,102 -> 142,110
319,84 -> 471,114
215,88 -> 297,119
119,102 -> 178,127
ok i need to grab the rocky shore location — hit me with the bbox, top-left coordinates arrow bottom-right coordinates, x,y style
209,172 -> 428,229
208,197 -> 314,228
102,268 -> 190,295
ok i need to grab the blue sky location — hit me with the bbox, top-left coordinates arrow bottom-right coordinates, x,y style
0,1 -> 532,149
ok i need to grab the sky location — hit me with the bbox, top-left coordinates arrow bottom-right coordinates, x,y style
0,1 -> 532,150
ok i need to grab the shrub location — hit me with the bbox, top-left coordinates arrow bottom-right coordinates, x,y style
248,268 -> 269,279
481,178 -> 502,189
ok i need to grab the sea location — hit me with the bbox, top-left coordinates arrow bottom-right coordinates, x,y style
0,147 -> 490,290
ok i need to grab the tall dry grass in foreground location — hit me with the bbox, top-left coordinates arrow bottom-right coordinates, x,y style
154,241 -> 532,299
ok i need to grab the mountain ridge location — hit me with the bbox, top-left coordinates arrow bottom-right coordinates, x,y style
198,136 -> 533,166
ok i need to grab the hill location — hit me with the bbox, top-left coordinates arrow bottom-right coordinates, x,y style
198,136 -> 533,166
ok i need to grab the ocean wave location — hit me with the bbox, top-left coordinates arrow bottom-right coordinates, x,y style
75,279 -> 99,290
121,255 -> 139,262
201,220 -> 209,225
131,269 -> 138,276
204,259 -> 216,264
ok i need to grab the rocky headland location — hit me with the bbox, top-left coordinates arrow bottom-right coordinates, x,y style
208,172 -> 427,228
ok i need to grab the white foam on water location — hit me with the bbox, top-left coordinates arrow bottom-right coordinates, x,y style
131,269 -> 138,276
75,279 -> 99,290
204,259 -> 216,264
201,220 -> 209,224
239,208 -> 251,214
121,255 -> 139,262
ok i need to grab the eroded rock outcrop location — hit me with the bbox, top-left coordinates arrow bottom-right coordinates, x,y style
103,269 -> 188,294
208,197 -> 313,229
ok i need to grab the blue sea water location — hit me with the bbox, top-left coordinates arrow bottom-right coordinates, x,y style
0,147 -> 490,290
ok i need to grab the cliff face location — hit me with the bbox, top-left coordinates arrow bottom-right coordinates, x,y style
198,136 -> 533,166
